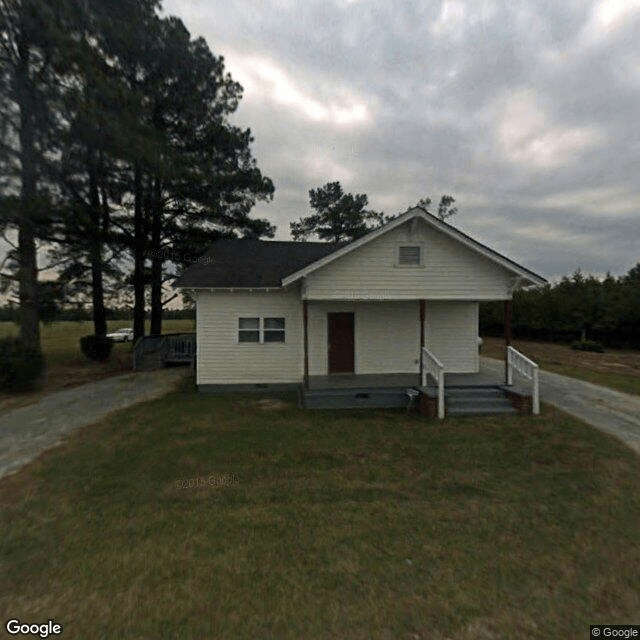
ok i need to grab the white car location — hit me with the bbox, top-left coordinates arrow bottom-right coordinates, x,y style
106,328 -> 134,342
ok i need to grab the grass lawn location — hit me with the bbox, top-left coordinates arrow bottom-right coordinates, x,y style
0,319 -> 195,413
482,337 -> 640,396
2,378 -> 639,639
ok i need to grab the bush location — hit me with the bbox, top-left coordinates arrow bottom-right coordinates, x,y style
0,337 -> 45,391
570,339 -> 605,353
80,334 -> 113,361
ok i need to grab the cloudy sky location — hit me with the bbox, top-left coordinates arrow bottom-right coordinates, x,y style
161,0 -> 640,281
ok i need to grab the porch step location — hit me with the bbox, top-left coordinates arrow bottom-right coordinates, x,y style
446,386 -> 517,417
304,387 -> 410,409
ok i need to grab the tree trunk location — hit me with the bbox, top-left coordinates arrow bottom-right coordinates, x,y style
133,164 -> 146,341
149,175 -> 163,336
16,36 -> 41,354
88,149 -> 107,336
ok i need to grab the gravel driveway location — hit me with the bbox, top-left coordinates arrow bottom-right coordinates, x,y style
0,367 -> 190,480
481,357 -> 640,454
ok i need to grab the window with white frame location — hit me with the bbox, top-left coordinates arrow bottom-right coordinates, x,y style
238,317 -> 285,343
397,244 -> 422,266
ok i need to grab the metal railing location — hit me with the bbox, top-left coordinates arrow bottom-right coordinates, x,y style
507,346 -> 540,414
421,347 -> 445,419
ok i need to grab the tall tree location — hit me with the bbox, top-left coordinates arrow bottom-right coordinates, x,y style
290,181 -> 383,243
132,17 -> 274,336
0,0 -> 71,353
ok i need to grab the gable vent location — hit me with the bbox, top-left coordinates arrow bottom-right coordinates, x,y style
398,245 -> 421,265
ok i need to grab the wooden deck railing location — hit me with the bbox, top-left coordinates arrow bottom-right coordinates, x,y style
163,333 -> 196,363
133,333 -> 196,369
421,347 -> 445,419
507,346 -> 540,414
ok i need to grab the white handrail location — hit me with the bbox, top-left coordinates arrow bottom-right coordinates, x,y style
421,347 -> 445,419
507,346 -> 540,415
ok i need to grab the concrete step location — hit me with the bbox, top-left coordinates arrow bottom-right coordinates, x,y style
446,385 -> 518,416
446,386 -> 505,398
447,404 -> 519,417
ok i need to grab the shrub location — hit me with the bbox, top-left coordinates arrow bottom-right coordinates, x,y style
0,337 -> 45,391
80,335 -> 113,361
570,339 -> 605,353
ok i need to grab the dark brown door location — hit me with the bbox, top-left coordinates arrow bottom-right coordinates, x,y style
327,312 -> 354,374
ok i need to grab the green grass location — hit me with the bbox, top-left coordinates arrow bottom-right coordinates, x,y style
481,338 -> 640,396
0,319 -> 196,413
2,381 -> 639,639
535,363 -> 640,396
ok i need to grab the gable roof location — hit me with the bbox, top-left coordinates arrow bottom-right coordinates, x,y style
172,238 -> 344,288
174,207 -> 547,290
281,207 -> 547,287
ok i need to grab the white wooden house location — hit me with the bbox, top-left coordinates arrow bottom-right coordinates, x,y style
174,207 -> 546,409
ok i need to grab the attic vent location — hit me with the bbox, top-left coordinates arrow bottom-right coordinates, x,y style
398,245 -> 421,266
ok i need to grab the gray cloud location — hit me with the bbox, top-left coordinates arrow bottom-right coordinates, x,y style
167,0 -> 640,279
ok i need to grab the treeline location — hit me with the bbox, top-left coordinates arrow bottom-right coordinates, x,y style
0,0 -> 274,360
480,265 -> 640,348
0,306 -> 194,323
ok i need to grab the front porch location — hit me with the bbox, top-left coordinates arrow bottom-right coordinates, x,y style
302,358 -> 536,416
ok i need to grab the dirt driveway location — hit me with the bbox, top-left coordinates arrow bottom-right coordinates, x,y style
481,357 -> 640,454
0,367 -> 190,480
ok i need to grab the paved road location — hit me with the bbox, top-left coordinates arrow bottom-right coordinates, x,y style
481,357 -> 640,454
0,368 -> 190,480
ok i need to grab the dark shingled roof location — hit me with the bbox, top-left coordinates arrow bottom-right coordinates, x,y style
173,239 -> 345,288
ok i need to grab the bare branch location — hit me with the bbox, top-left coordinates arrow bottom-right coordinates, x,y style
161,293 -> 178,307
1,230 -> 17,249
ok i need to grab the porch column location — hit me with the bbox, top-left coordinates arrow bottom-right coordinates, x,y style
303,299 -> 309,388
504,299 -> 512,384
419,299 -> 425,383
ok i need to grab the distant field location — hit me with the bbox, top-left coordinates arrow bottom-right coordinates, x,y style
482,337 -> 640,396
0,319 -> 195,413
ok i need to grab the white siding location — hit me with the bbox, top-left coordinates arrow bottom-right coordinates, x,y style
195,290 -> 303,384
304,219 -> 513,300
308,301 -> 421,375
425,301 -> 479,373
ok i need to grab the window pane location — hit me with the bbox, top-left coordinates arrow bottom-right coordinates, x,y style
238,330 -> 260,342
264,317 -> 285,330
239,317 -> 259,329
399,245 -> 421,265
264,331 -> 285,343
